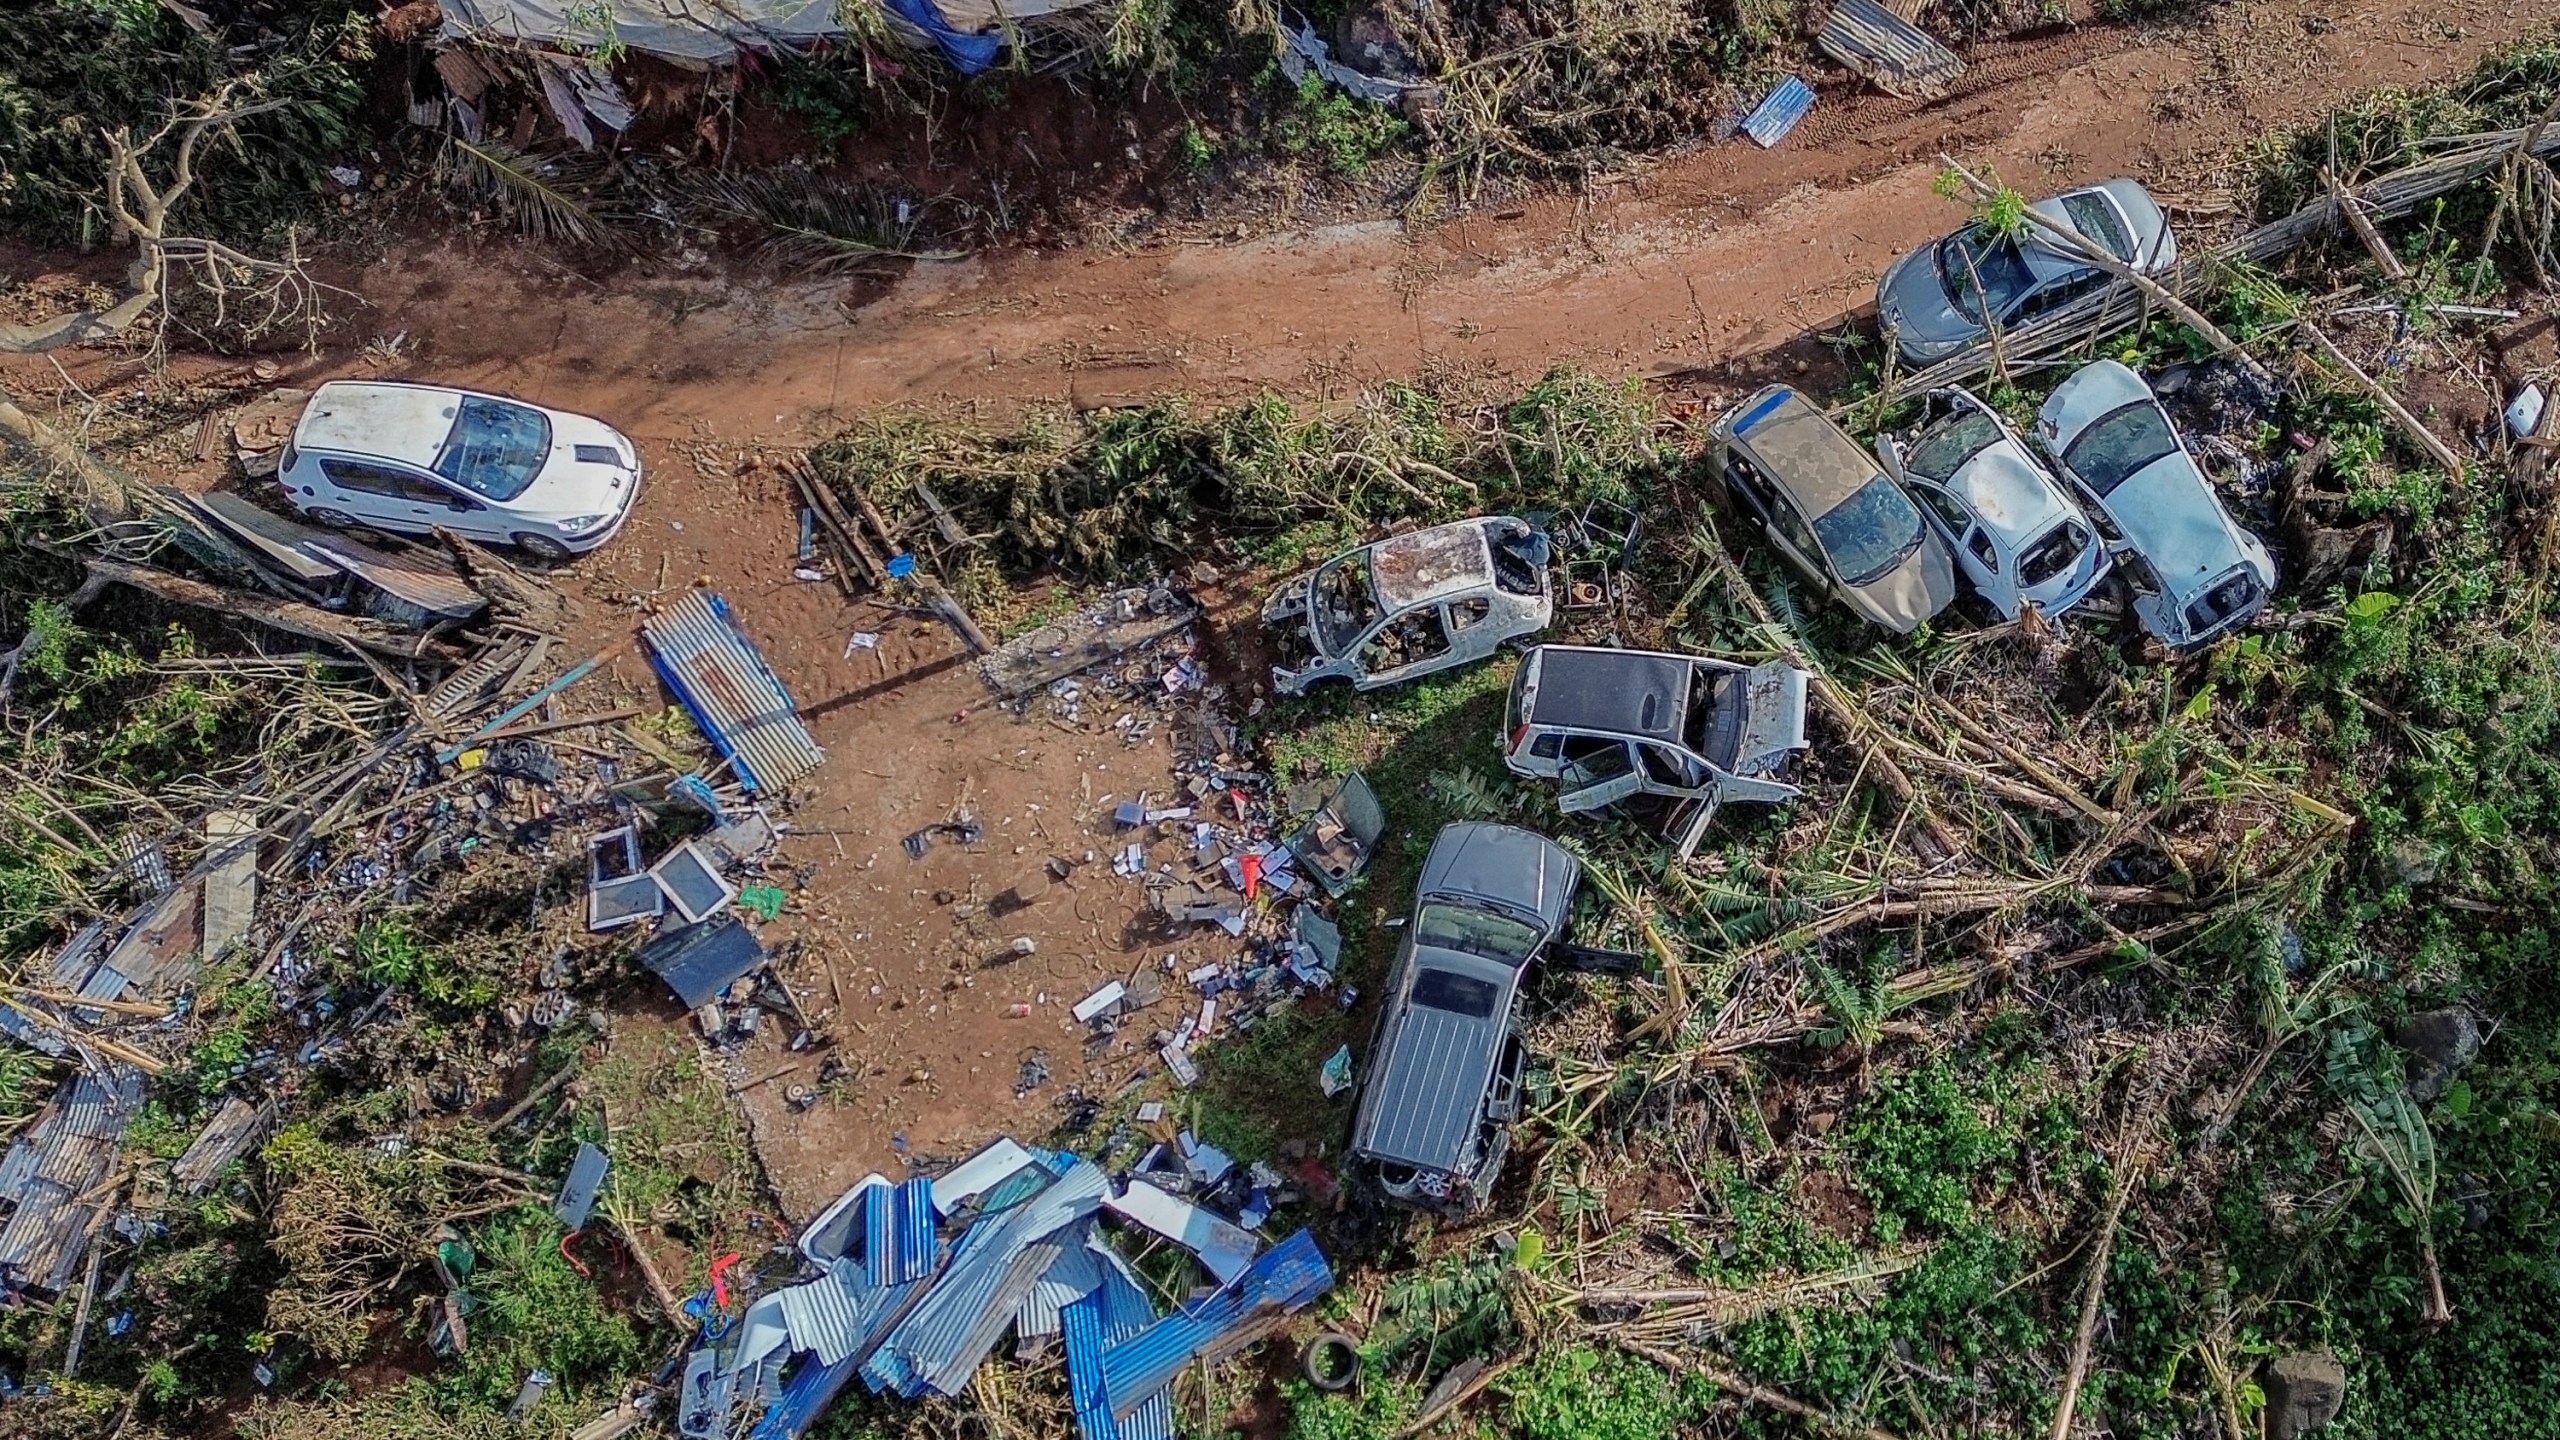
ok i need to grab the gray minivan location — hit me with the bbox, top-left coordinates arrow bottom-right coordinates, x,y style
1349,823 -> 1581,1215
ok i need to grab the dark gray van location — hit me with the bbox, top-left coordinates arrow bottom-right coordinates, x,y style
1349,822 -> 1580,1214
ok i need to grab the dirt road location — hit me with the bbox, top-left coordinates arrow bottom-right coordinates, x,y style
340,0 -> 2541,436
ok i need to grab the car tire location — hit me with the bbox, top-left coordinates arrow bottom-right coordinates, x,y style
512,532 -> 575,564
307,507 -> 359,529
1301,1332 -> 1359,1392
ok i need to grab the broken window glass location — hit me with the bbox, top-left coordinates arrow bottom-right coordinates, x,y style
2063,402 -> 2179,497
1812,475 -> 1927,587
435,395 -> 553,501
1414,904 -> 1542,964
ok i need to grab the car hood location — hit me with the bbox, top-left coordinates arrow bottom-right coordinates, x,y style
512,413 -> 639,518
1848,534 -> 1958,633
1878,246 -> 1976,356
1416,823 -> 1579,934
2106,457 -> 2255,592
1350,947 -> 1508,1172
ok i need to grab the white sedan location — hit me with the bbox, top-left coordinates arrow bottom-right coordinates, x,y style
1877,386 -> 2111,622
2036,360 -> 2276,650
279,381 -> 642,561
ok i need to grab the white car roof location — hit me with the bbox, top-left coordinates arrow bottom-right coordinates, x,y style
2041,359 -> 2154,441
1950,445 -> 2075,547
2106,457 -> 2254,590
295,382 -> 467,469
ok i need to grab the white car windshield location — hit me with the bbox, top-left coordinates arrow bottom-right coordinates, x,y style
1813,475 -> 1927,588
2063,402 -> 2180,498
434,396 -> 552,501
1936,229 -> 2037,324
1903,409 -> 2003,482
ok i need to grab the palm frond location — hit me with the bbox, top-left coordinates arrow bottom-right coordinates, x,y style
680,168 -> 964,270
442,139 -> 623,249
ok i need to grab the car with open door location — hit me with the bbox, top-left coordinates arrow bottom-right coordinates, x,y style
1877,179 -> 2179,366
279,381 -> 642,562
1262,517 -> 1552,694
1501,644 -> 1809,859
1876,386 -> 2112,621
1706,385 -> 1957,634
1350,822 -> 1580,1215
2034,360 -> 2277,650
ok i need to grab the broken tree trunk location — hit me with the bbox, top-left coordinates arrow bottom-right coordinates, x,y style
2323,166 -> 2407,281
0,392 -> 135,527
80,556 -> 448,661
2049,1160 -> 2139,1440
1939,157 -> 2273,389
2299,322 -> 2469,485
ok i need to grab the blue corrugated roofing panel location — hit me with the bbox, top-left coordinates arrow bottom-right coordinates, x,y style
747,1352 -> 863,1440
1016,1234 -> 1104,1340
1062,1291 -> 1120,1440
862,1159 -> 1106,1397
643,590 -> 825,793
863,1176 -> 939,1287
1097,1229 -> 1334,1419
1742,76 -> 1814,148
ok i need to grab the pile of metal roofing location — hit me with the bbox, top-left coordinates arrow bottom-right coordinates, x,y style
696,1138 -> 1334,1440
643,590 -> 825,794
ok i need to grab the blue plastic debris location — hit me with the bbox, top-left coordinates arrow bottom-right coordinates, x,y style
1741,76 -> 1815,148
1097,1230 -> 1335,1421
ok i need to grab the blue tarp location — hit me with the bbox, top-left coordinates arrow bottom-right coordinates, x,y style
882,0 -> 1001,73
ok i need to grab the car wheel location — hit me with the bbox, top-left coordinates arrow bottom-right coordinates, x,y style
307,507 -> 358,529
512,532 -> 575,564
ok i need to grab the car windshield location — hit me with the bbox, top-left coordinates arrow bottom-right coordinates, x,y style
2017,522 -> 2090,588
1812,475 -> 1927,588
1414,902 -> 1544,964
2060,192 -> 2134,258
1936,228 -> 2037,324
434,396 -> 552,501
1410,967 -> 1500,1019
2062,401 -> 2180,497
1903,408 -> 2003,483
1311,553 -> 1382,656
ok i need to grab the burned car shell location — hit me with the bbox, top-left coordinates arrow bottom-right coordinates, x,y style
1263,518 -> 1552,694
1706,386 -> 1957,634
1350,823 -> 1579,1215
1878,386 -> 2112,621
2035,360 -> 2277,650
1502,645 -> 1810,858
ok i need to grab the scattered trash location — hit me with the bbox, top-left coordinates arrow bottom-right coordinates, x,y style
846,631 -> 881,655
737,885 -> 789,922
652,841 -> 738,925
1072,981 -> 1128,1025
2510,383 -> 2547,438
506,1369 -> 555,1425
588,827 -> 664,931
1284,772 -> 1385,895
640,916 -> 769,1010
1320,1044 -> 1354,1098
554,1142 -> 611,1231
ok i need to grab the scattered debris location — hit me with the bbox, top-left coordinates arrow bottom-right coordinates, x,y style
1740,76 -> 1814,148
978,586 -> 1201,698
554,1142 -> 611,1230
644,590 -> 826,793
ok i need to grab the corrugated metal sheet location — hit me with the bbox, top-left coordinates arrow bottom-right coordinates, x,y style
929,1138 -> 1040,1217
1741,76 -> 1814,147
172,1097 -> 275,1193
1816,0 -> 1964,100
799,1173 -> 887,1265
300,536 -> 489,619
1062,1291 -> 1120,1440
1353,998 -> 1498,1172
864,1176 -> 939,1287
747,1353 -> 863,1440
777,1262 -> 865,1364
1098,1229 -> 1334,1419
1015,1233 -> 1103,1340
1061,1243 -> 1173,1440
0,1137 -> 39,1204
643,590 -> 824,792
862,1159 -> 1106,1397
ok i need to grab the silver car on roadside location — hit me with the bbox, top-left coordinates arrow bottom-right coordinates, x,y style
1876,386 -> 2111,621
1878,180 -> 2179,367
2035,360 -> 2276,650
1262,517 -> 1552,694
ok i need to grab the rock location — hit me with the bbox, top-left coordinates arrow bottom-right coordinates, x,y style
2395,1007 -> 2482,1101
2264,1349 -> 2346,1438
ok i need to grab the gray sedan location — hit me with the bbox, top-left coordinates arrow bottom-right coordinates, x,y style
1878,180 -> 2179,367
2035,360 -> 2276,650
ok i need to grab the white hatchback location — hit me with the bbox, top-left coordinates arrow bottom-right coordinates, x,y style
278,381 -> 641,561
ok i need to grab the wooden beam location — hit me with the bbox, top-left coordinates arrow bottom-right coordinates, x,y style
2299,322 -> 2468,485
2323,166 -> 2406,281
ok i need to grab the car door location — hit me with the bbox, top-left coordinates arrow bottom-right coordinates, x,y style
1555,736 -> 1644,813
1763,491 -> 1833,593
402,470 -> 507,541
315,458 -> 424,530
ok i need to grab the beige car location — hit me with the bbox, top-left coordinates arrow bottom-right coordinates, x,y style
1705,385 -> 1956,634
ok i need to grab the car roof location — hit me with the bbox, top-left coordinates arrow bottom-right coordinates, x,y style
1351,948 -> 1509,1171
2041,360 -> 2155,441
1727,386 -> 1882,512
1367,520 -> 1493,611
1524,646 -> 1692,744
1948,442 -> 2075,546
2103,456 -> 2253,595
296,381 -> 469,469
